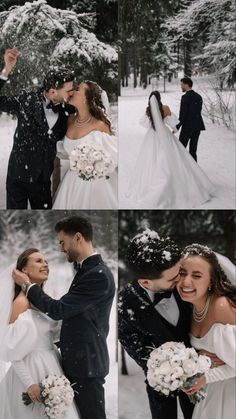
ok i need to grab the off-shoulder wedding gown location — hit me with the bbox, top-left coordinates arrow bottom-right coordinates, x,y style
53,131 -> 118,209
191,323 -> 235,419
126,112 -> 215,209
0,309 -> 80,419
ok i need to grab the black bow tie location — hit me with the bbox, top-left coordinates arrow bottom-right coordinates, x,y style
46,101 -> 60,113
153,290 -> 172,305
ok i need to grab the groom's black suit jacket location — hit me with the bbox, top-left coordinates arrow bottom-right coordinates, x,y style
0,78 -> 74,183
118,281 -> 192,374
27,254 -> 115,379
176,89 -> 205,135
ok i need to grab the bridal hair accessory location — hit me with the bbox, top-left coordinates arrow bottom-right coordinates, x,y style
193,295 -> 211,323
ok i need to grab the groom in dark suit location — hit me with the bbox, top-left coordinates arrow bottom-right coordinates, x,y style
0,48 -> 75,209
13,216 -> 115,419
176,77 -> 205,162
118,229 -> 194,419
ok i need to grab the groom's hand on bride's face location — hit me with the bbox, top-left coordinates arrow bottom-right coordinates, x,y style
12,268 -> 30,285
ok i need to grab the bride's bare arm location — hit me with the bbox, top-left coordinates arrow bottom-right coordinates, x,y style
213,296 -> 236,325
9,291 -> 30,323
162,105 -> 171,118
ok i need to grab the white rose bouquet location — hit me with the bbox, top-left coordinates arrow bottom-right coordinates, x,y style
22,374 -> 74,419
69,143 -> 116,181
147,342 -> 211,403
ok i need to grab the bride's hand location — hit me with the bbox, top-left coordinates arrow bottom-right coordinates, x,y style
181,375 -> 206,395
27,384 -> 41,403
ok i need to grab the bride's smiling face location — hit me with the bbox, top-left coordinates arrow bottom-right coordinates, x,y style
69,83 -> 88,108
22,252 -> 49,284
177,256 -> 211,303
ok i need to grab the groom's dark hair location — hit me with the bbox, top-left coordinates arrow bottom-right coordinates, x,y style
181,77 -> 193,87
126,229 -> 181,280
43,68 -> 74,91
55,216 -> 93,241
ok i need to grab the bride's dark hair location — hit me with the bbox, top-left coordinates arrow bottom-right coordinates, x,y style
182,244 -> 236,307
83,80 -> 112,133
146,91 -> 164,129
14,248 -> 42,300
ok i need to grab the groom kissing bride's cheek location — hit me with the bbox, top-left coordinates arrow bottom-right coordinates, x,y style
118,230 -> 235,419
0,216 -> 115,419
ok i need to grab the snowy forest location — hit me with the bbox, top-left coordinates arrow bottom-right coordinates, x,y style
119,0 -> 235,90
0,209 -> 118,272
118,210 -> 236,289
0,0 -> 118,97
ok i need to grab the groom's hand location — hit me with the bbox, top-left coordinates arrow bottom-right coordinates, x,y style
12,268 -> 30,285
1,48 -> 20,77
199,350 -> 225,368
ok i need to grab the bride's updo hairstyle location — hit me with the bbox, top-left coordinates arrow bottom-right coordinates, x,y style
126,229 -> 181,279
146,91 -> 165,129
182,244 -> 236,307
14,248 -> 41,300
83,80 -> 112,133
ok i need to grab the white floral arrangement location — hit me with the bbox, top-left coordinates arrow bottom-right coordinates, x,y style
22,374 -> 74,419
147,342 -> 211,403
69,143 -> 116,181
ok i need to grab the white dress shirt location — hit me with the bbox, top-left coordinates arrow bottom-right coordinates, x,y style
142,286 -> 180,326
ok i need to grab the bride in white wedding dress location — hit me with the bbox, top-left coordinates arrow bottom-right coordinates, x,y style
0,249 -> 80,419
126,91 -> 215,209
177,244 -> 236,419
53,81 -> 117,209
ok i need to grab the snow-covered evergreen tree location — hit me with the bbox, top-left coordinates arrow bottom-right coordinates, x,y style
0,0 -> 117,94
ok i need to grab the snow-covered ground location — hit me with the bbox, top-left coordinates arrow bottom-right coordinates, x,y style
119,350 -> 184,419
119,78 -> 236,209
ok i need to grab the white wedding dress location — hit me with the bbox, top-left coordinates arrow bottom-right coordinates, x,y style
126,97 -> 215,209
53,131 -> 118,209
191,323 -> 236,419
0,309 -> 80,419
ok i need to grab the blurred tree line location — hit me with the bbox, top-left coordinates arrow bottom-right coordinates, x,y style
0,210 -> 118,269
118,210 -> 236,289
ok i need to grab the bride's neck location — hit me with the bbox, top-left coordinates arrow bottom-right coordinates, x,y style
76,104 -> 91,121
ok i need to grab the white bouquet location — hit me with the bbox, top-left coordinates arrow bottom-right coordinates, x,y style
69,143 -> 116,181
147,342 -> 211,403
22,374 -> 74,419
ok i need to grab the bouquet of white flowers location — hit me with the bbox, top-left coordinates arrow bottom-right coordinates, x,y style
147,342 -> 211,403
69,143 -> 116,181
22,374 -> 74,419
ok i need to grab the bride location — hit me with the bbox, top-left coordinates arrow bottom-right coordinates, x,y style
53,81 -> 118,209
177,244 -> 236,419
126,91 -> 215,209
0,249 -> 80,419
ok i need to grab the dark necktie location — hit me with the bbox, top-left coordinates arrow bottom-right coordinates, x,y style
46,101 -> 60,113
153,290 -> 172,306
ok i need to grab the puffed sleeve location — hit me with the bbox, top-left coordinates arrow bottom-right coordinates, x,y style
206,324 -> 236,384
98,132 -> 118,166
164,113 -> 179,130
56,141 -> 69,160
0,310 -> 38,362
139,114 -> 152,129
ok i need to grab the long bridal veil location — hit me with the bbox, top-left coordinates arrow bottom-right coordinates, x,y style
215,253 -> 236,285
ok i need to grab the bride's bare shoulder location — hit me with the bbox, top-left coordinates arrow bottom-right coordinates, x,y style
212,295 -> 236,325
94,119 -> 112,135
9,291 -> 30,324
162,105 -> 171,117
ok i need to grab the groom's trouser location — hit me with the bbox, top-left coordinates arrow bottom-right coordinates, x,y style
69,376 -> 106,419
146,382 -> 194,419
6,175 -> 52,209
179,130 -> 201,162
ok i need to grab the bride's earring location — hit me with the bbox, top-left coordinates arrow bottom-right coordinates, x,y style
208,285 -> 212,291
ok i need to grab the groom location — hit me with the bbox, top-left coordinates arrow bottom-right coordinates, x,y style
176,77 -> 205,162
0,48 -> 75,209
118,229 -> 194,419
13,216 -> 115,419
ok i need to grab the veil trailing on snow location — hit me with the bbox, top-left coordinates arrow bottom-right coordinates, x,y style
0,264 -> 15,382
